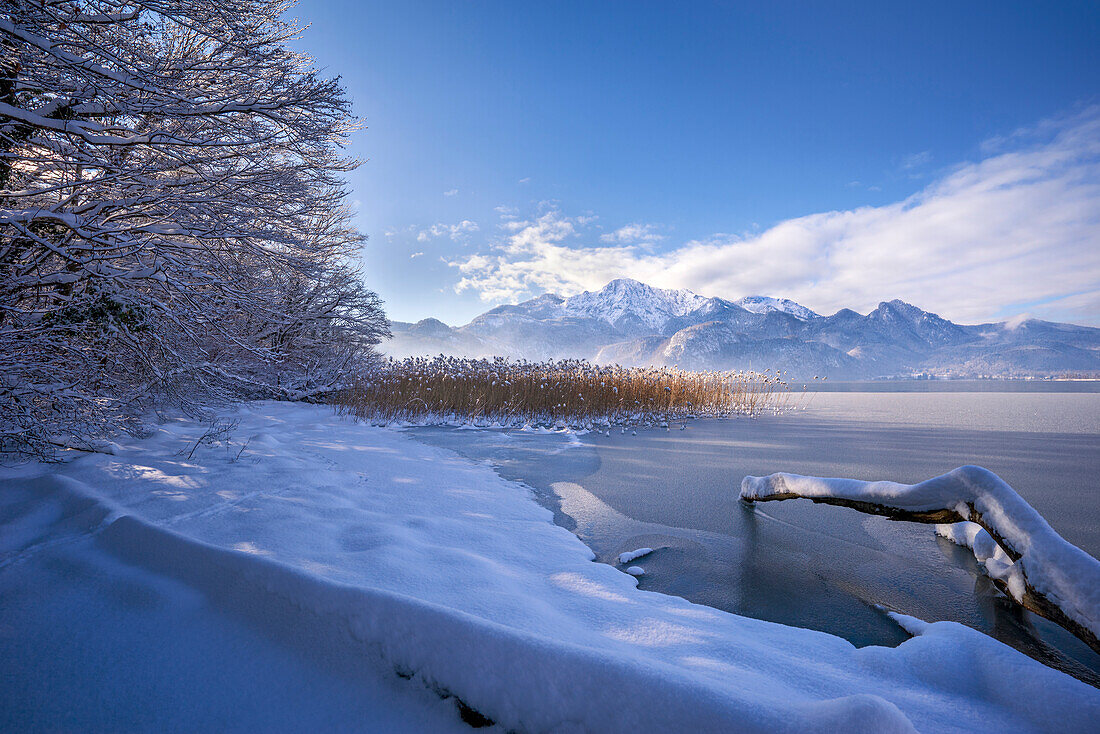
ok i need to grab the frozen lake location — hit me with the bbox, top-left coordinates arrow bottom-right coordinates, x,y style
411,385 -> 1100,684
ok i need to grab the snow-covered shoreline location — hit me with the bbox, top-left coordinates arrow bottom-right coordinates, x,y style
3,402 -> 1098,732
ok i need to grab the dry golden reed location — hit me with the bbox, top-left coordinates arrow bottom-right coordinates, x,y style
336,356 -> 806,427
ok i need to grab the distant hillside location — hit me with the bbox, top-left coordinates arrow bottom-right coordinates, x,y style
384,279 -> 1100,379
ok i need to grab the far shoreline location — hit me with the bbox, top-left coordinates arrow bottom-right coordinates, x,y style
798,379 -> 1100,393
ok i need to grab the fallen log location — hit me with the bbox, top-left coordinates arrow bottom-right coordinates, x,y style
740,465 -> 1100,655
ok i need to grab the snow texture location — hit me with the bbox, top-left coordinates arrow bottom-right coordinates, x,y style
562,278 -> 712,331
618,547 -> 655,564
741,467 -> 1100,643
3,405 -> 1098,733
549,279 -> 822,329
936,521 -> 1024,599
883,611 -> 931,637
733,295 -> 820,320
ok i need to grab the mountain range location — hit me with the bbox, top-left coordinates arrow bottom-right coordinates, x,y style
383,279 -> 1100,379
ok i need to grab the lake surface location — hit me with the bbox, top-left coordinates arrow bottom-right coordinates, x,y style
409,385 -> 1100,684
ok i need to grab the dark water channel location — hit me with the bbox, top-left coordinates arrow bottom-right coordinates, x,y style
409,388 -> 1100,684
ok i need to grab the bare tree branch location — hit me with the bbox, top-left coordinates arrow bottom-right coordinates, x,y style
1,0 -> 388,456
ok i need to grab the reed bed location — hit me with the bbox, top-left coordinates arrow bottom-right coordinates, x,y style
335,356 -> 806,428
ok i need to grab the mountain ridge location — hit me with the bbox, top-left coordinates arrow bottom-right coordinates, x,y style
385,279 -> 1100,379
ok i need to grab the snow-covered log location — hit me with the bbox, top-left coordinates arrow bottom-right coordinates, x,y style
740,466 -> 1100,654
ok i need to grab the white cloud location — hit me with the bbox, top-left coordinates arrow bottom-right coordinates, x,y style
452,210 -> 631,303
410,251 -> 424,259
416,220 -> 480,243
451,107 -> 1100,325
443,188 -> 458,197
599,223 -> 665,245
518,177 -> 531,184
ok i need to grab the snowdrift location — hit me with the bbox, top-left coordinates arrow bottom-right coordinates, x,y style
3,404 -> 1098,732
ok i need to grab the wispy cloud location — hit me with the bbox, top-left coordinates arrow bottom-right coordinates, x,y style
417,220 -> 480,243
410,251 -> 424,259
599,223 -> 665,245
451,107 -> 1100,325
443,188 -> 458,197
518,177 -> 531,184
384,224 -> 417,239
901,150 -> 933,170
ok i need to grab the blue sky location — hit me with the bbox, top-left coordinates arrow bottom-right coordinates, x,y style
299,1 -> 1100,326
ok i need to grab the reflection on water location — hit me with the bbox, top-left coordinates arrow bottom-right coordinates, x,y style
409,389 -> 1100,684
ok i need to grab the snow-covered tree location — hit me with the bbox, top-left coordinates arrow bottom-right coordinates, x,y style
1,0 -> 388,455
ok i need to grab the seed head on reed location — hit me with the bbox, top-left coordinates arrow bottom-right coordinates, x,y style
334,356 -> 797,428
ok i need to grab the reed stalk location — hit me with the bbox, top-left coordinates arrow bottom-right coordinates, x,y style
335,357 -> 810,428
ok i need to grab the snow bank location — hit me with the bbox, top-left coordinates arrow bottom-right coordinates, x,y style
4,405 -> 1098,733
99,511 -> 933,733
741,467 -> 1100,652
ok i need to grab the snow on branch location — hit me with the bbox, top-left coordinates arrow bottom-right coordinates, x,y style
740,466 -> 1100,654
1,0 -> 388,456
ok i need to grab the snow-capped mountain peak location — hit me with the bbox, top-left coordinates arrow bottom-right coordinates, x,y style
733,295 -> 820,320
383,277 -> 1100,378
561,278 -> 712,330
